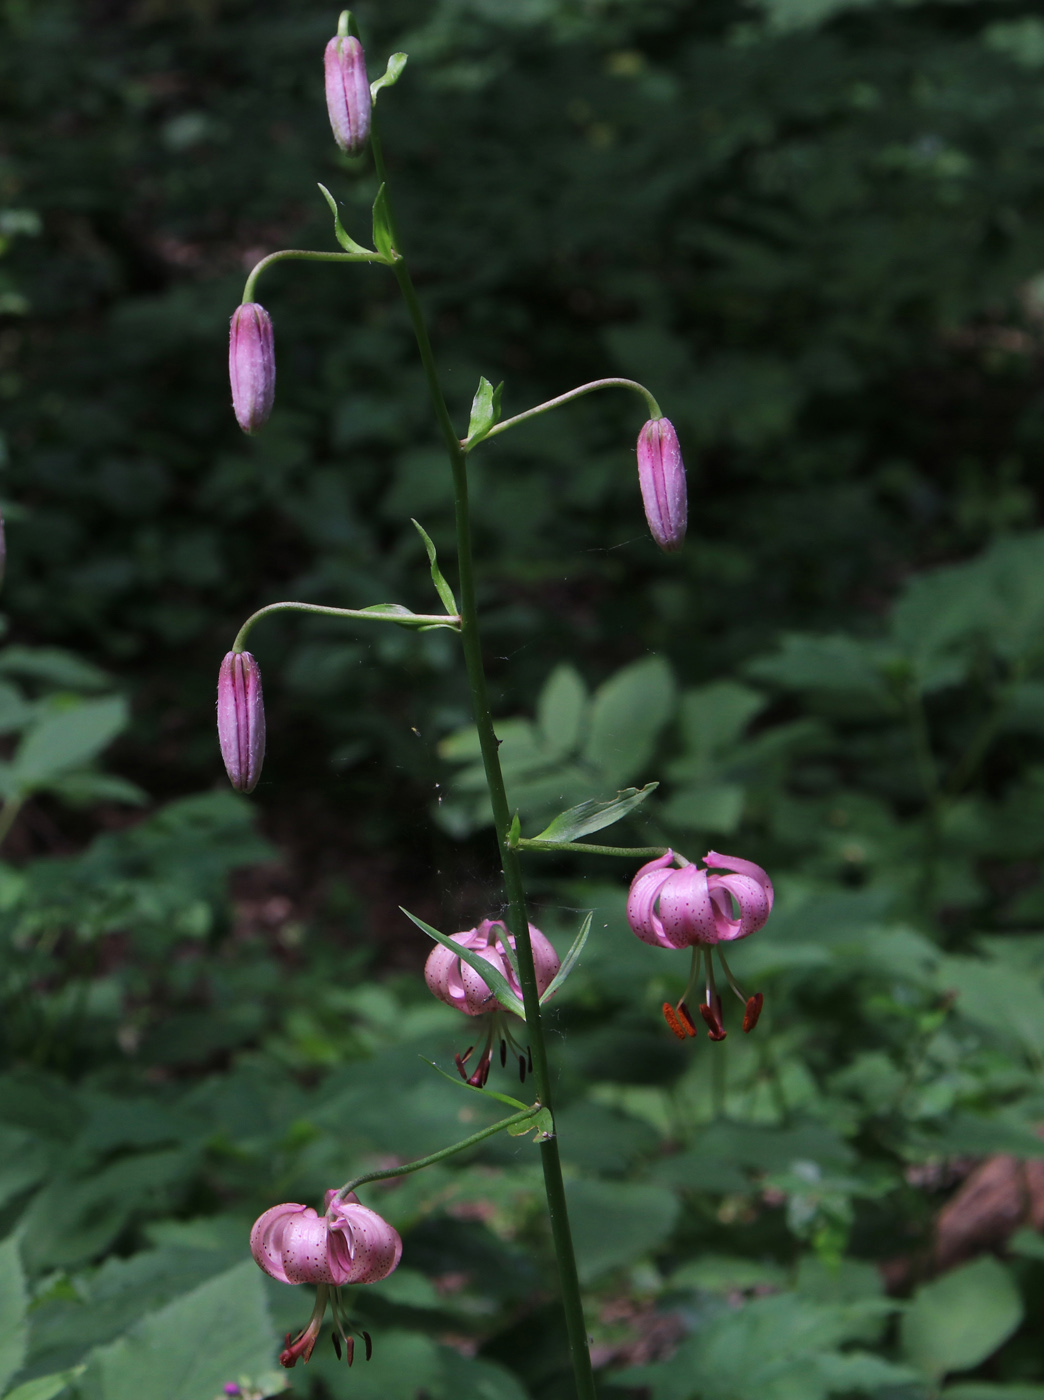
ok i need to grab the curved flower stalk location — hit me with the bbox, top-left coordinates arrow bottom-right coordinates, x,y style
627,850 -> 773,1040
425,918 -> 560,1086
251,1192 -> 401,1367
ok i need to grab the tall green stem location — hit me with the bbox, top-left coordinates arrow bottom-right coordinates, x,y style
370,121 -> 597,1400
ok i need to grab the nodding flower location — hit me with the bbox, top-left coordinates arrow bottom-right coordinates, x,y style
424,918 -> 560,1087
250,1191 -> 401,1368
627,850 -> 773,1041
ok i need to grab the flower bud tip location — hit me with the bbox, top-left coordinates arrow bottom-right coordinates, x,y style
217,651 -> 266,793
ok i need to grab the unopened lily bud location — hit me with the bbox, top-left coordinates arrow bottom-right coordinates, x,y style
637,417 -> 687,552
324,34 -> 371,155
217,650 -> 266,793
229,303 -> 275,434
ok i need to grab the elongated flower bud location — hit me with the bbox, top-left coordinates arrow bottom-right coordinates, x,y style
637,417 -> 687,552
217,650 -> 266,793
324,34 -> 371,155
229,303 -> 275,434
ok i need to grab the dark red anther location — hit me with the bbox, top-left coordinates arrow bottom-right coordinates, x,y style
345,1336 -> 355,1367
363,1331 -> 373,1362
467,1049 -> 491,1087
332,1332 -> 342,1360
698,1002 -> 727,1041
677,1001 -> 698,1037
519,1053 -> 526,1082
500,1038 -> 507,1067
662,1002 -> 687,1039
742,992 -> 764,1033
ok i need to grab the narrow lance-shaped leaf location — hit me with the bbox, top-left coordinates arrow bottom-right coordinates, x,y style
371,52 -> 408,103
412,519 -> 458,614
372,183 -> 395,263
317,183 -> 378,257
539,912 -> 592,1002
401,908 -> 525,1018
533,782 -> 659,843
421,1058 -> 529,1112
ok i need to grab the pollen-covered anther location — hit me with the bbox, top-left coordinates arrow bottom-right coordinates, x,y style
662,1002 -> 687,1039
345,1336 -> 355,1367
698,1002 -> 727,1041
677,1001 -> 698,1036
742,992 -> 764,1033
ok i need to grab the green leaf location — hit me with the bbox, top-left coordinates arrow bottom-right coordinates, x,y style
0,647 -> 110,692
533,783 -> 658,842
536,664 -> 587,759
372,183 -> 395,262
901,1256 -> 1023,1381
12,696 -> 127,791
421,1058 -> 529,1112
400,908 -> 524,1018
507,1105 -> 553,1140
81,1261 -> 273,1400
0,1233 -> 27,1396
463,376 -> 504,449
370,51 -> 408,102
5,1367 -> 85,1400
539,912 -> 592,1001
565,1179 -> 679,1282
582,656 -> 676,786
317,182 -> 376,257
411,519 -> 458,615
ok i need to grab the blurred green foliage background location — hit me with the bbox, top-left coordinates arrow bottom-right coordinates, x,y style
5,0 -> 1044,1397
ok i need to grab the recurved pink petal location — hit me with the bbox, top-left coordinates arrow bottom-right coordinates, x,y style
704,851 -> 774,906
250,1202 -> 307,1284
626,852 -> 678,948
328,1199 -> 403,1284
708,872 -> 773,941
656,864 -> 718,947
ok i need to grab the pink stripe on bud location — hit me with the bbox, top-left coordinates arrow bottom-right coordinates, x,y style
637,417 -> 687,552
229,303 -> 275,434
217,650 -> 266,793
324,34 -> 371,155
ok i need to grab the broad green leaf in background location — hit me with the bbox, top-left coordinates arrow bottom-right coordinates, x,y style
900,1256 -> 1023,1382
81,1260 -> 273,1400
582,656 -> 676,787
564,1179 -> 678,1282
5,1368 -> 85,1400
0,1233 -> 28,1395
536,664 -> 586,759
12,697 -> 127,791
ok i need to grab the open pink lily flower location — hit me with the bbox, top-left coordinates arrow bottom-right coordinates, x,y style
627,850 -> 773,1041
250,1192 -> 401,1368
425,918 -> 559,1087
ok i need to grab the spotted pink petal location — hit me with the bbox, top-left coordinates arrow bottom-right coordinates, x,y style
327,1198 -> 403,1284
250,1202 -> 307,1284
626,851 -> 677,948
703,850 -> 774,906
707,871 -> 773,942
655,864 -> 718,947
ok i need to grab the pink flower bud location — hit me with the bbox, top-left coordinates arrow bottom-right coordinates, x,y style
324,34 -> 371,155
229,302 -> 275,434
250,1195 -> 402,1288
217,650 -> 266,793
424,918 -> 560,1016
637,417 -> 687,552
